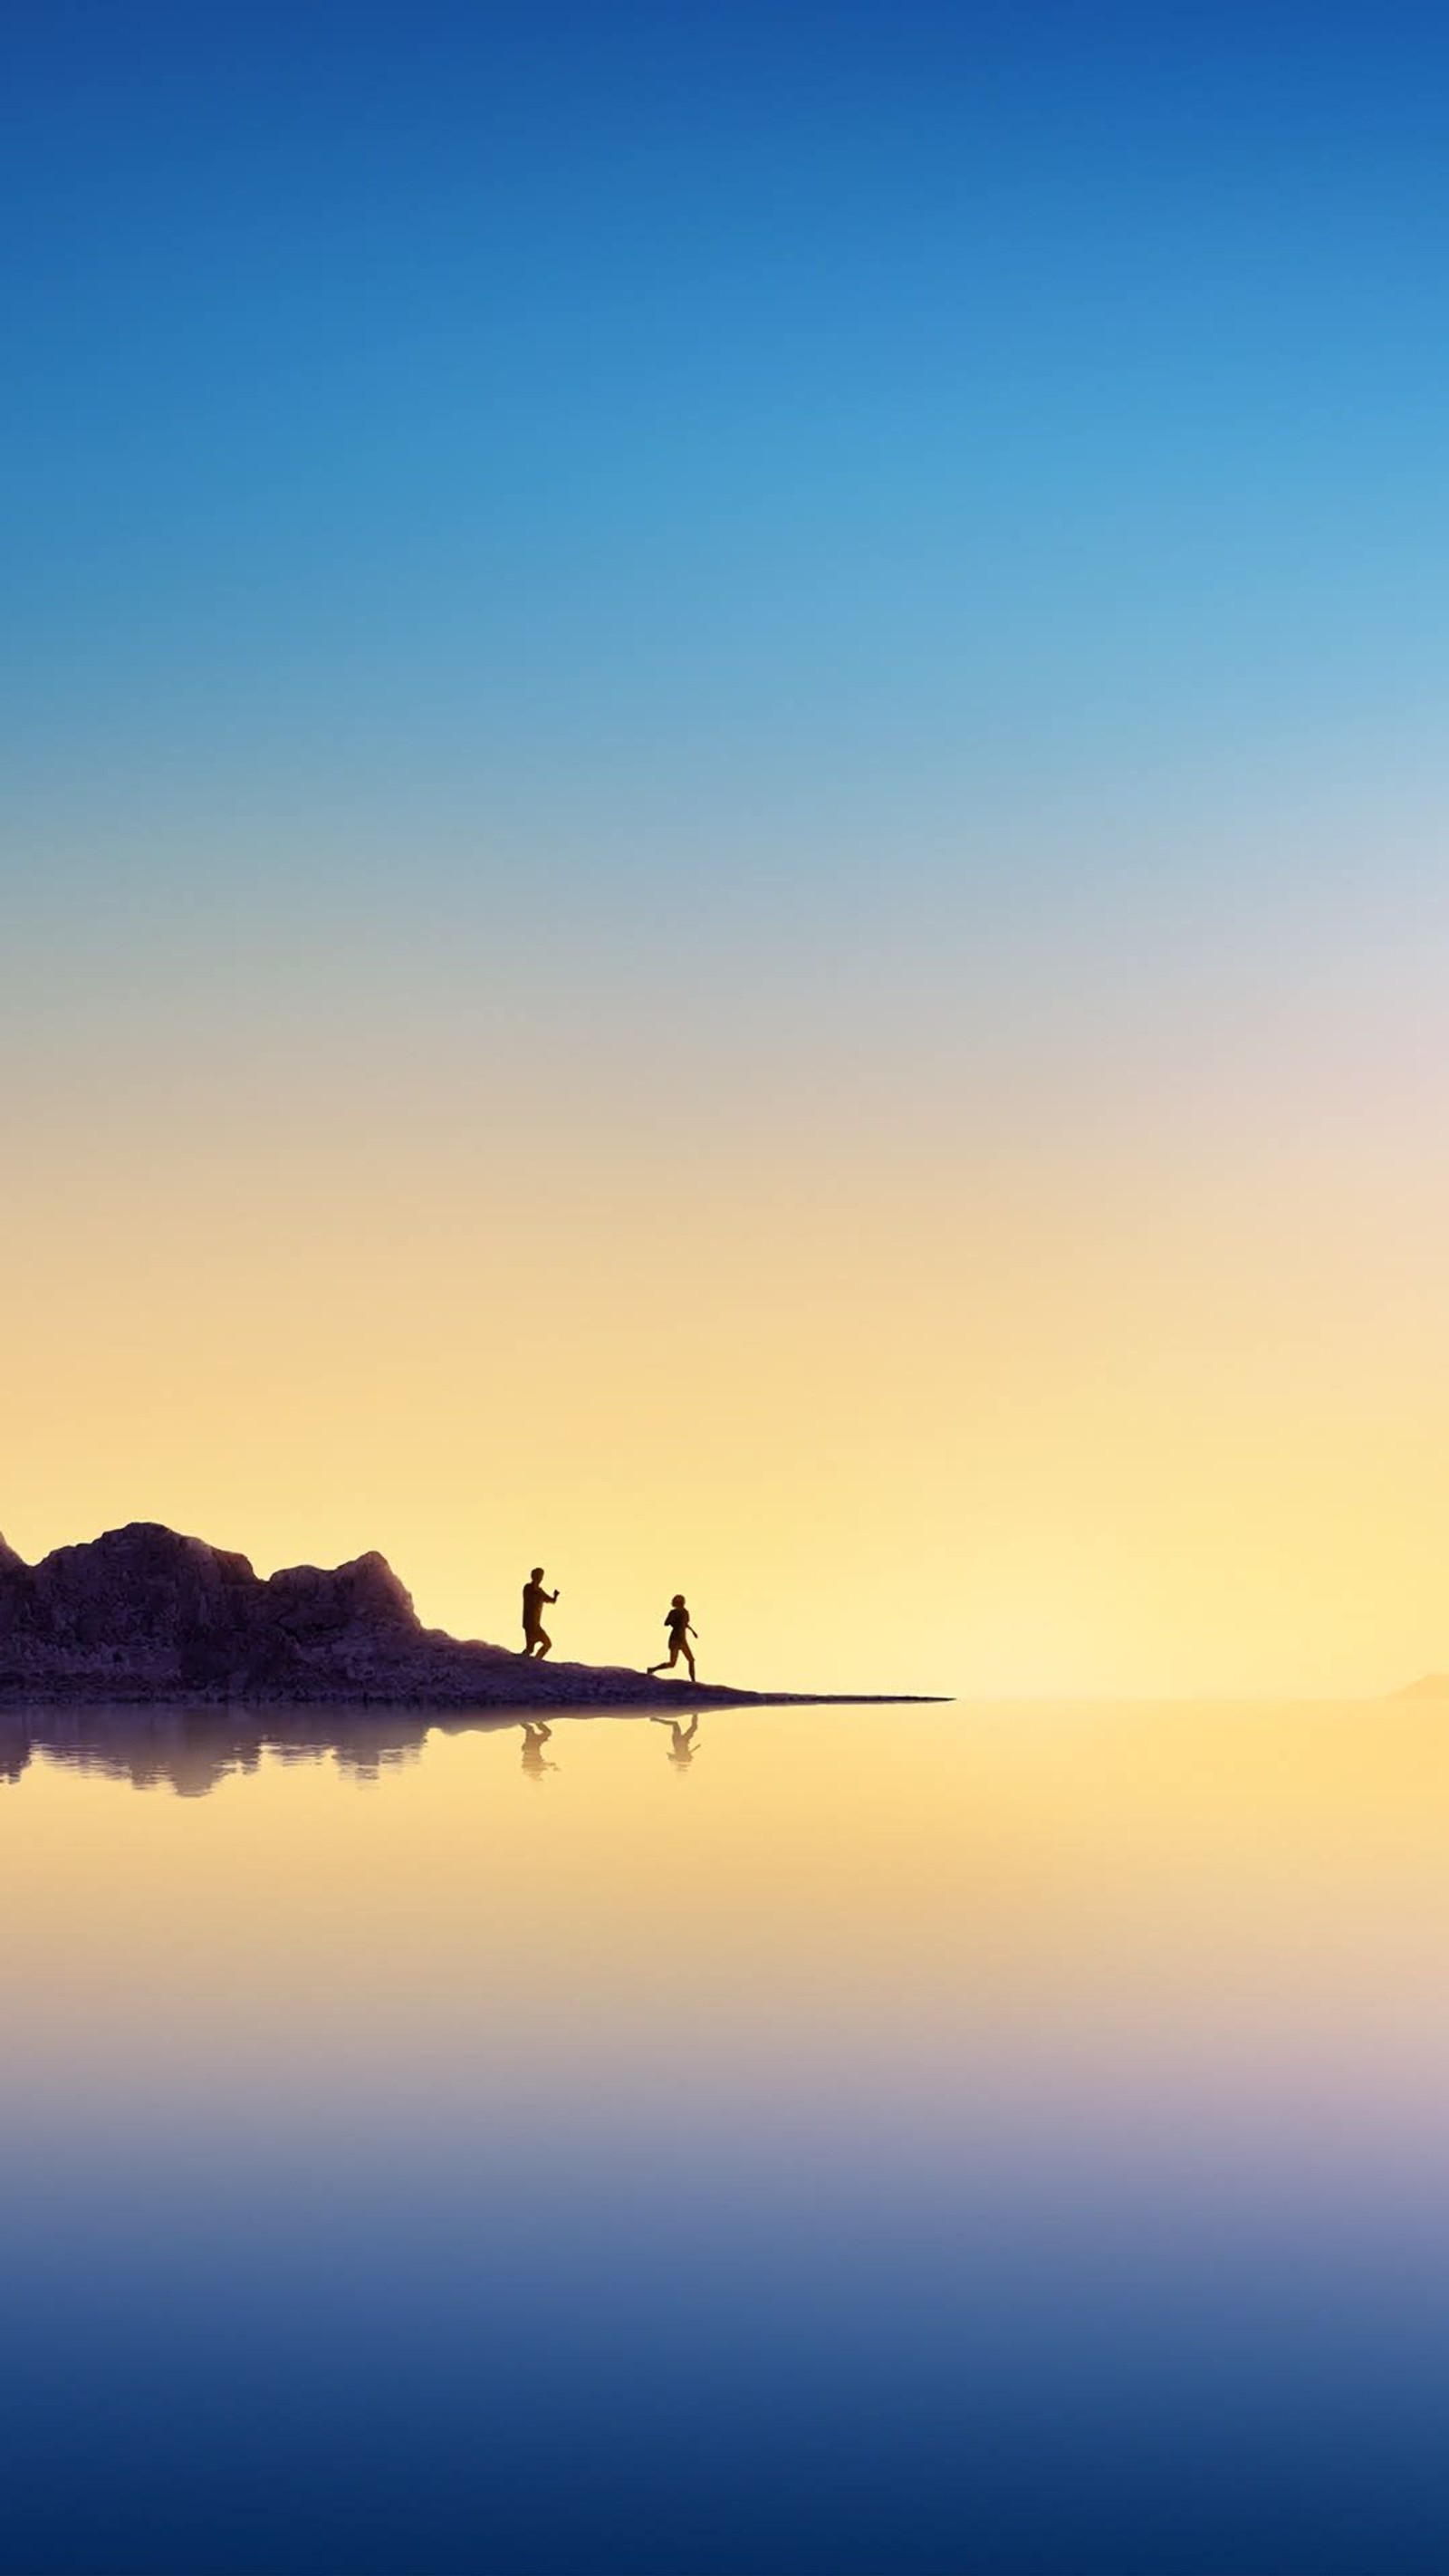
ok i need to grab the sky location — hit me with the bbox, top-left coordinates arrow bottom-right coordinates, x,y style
4,0 -> 1448,1694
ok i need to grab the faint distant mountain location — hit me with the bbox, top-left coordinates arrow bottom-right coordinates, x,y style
1394,1673 -> 1449,1699
0,1522 -> 907,1709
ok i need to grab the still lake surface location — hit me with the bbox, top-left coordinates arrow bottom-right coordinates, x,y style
5,1695 -> 1449,2573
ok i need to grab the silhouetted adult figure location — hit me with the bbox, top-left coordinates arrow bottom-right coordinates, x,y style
650,1713 -> 700,1770
648,1595 -> 697,1683
521,1567 -> 558,1658
520,1719 -> 556,1779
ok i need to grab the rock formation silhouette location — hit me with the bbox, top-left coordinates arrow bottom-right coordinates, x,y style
0,1523 -> 924,1710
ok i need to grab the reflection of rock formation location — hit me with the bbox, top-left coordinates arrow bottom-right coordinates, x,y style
32,1705 -> 262,1797
0,1523 -> 773,1711
0,1703 -> 521,1795
0,1707 -> 31,1784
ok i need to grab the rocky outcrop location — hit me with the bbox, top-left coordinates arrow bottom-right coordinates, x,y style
0,1522 -> 840,1709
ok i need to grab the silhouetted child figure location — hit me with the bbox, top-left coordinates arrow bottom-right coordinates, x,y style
521,1567 -> 558,1658
648,1596 -> 697,1683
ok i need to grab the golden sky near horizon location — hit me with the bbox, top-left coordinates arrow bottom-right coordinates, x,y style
7,818 -> 1449,1701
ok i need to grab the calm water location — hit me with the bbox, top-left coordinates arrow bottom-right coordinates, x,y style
5,1697 -> 1449,2573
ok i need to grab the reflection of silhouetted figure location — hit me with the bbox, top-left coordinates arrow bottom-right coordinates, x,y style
520,1720 -> 557,1779
521,1566 -> 559,1658
648,1595 -> 697,1683
651,1713 -> 700,1771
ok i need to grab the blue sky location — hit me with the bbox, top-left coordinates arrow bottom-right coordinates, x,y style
6,0 -> 1447,871
8,0 -> 1449,1177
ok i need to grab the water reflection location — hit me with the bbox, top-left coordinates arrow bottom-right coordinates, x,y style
0,1702 -> 715,1796
8,1700 -> 1449,2574
519,1719 -> 559,1780
651,1712 -> 701,1771
0,1703 -> 517,1797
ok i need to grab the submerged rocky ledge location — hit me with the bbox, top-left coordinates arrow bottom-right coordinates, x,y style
0,1523 -> 916,1710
